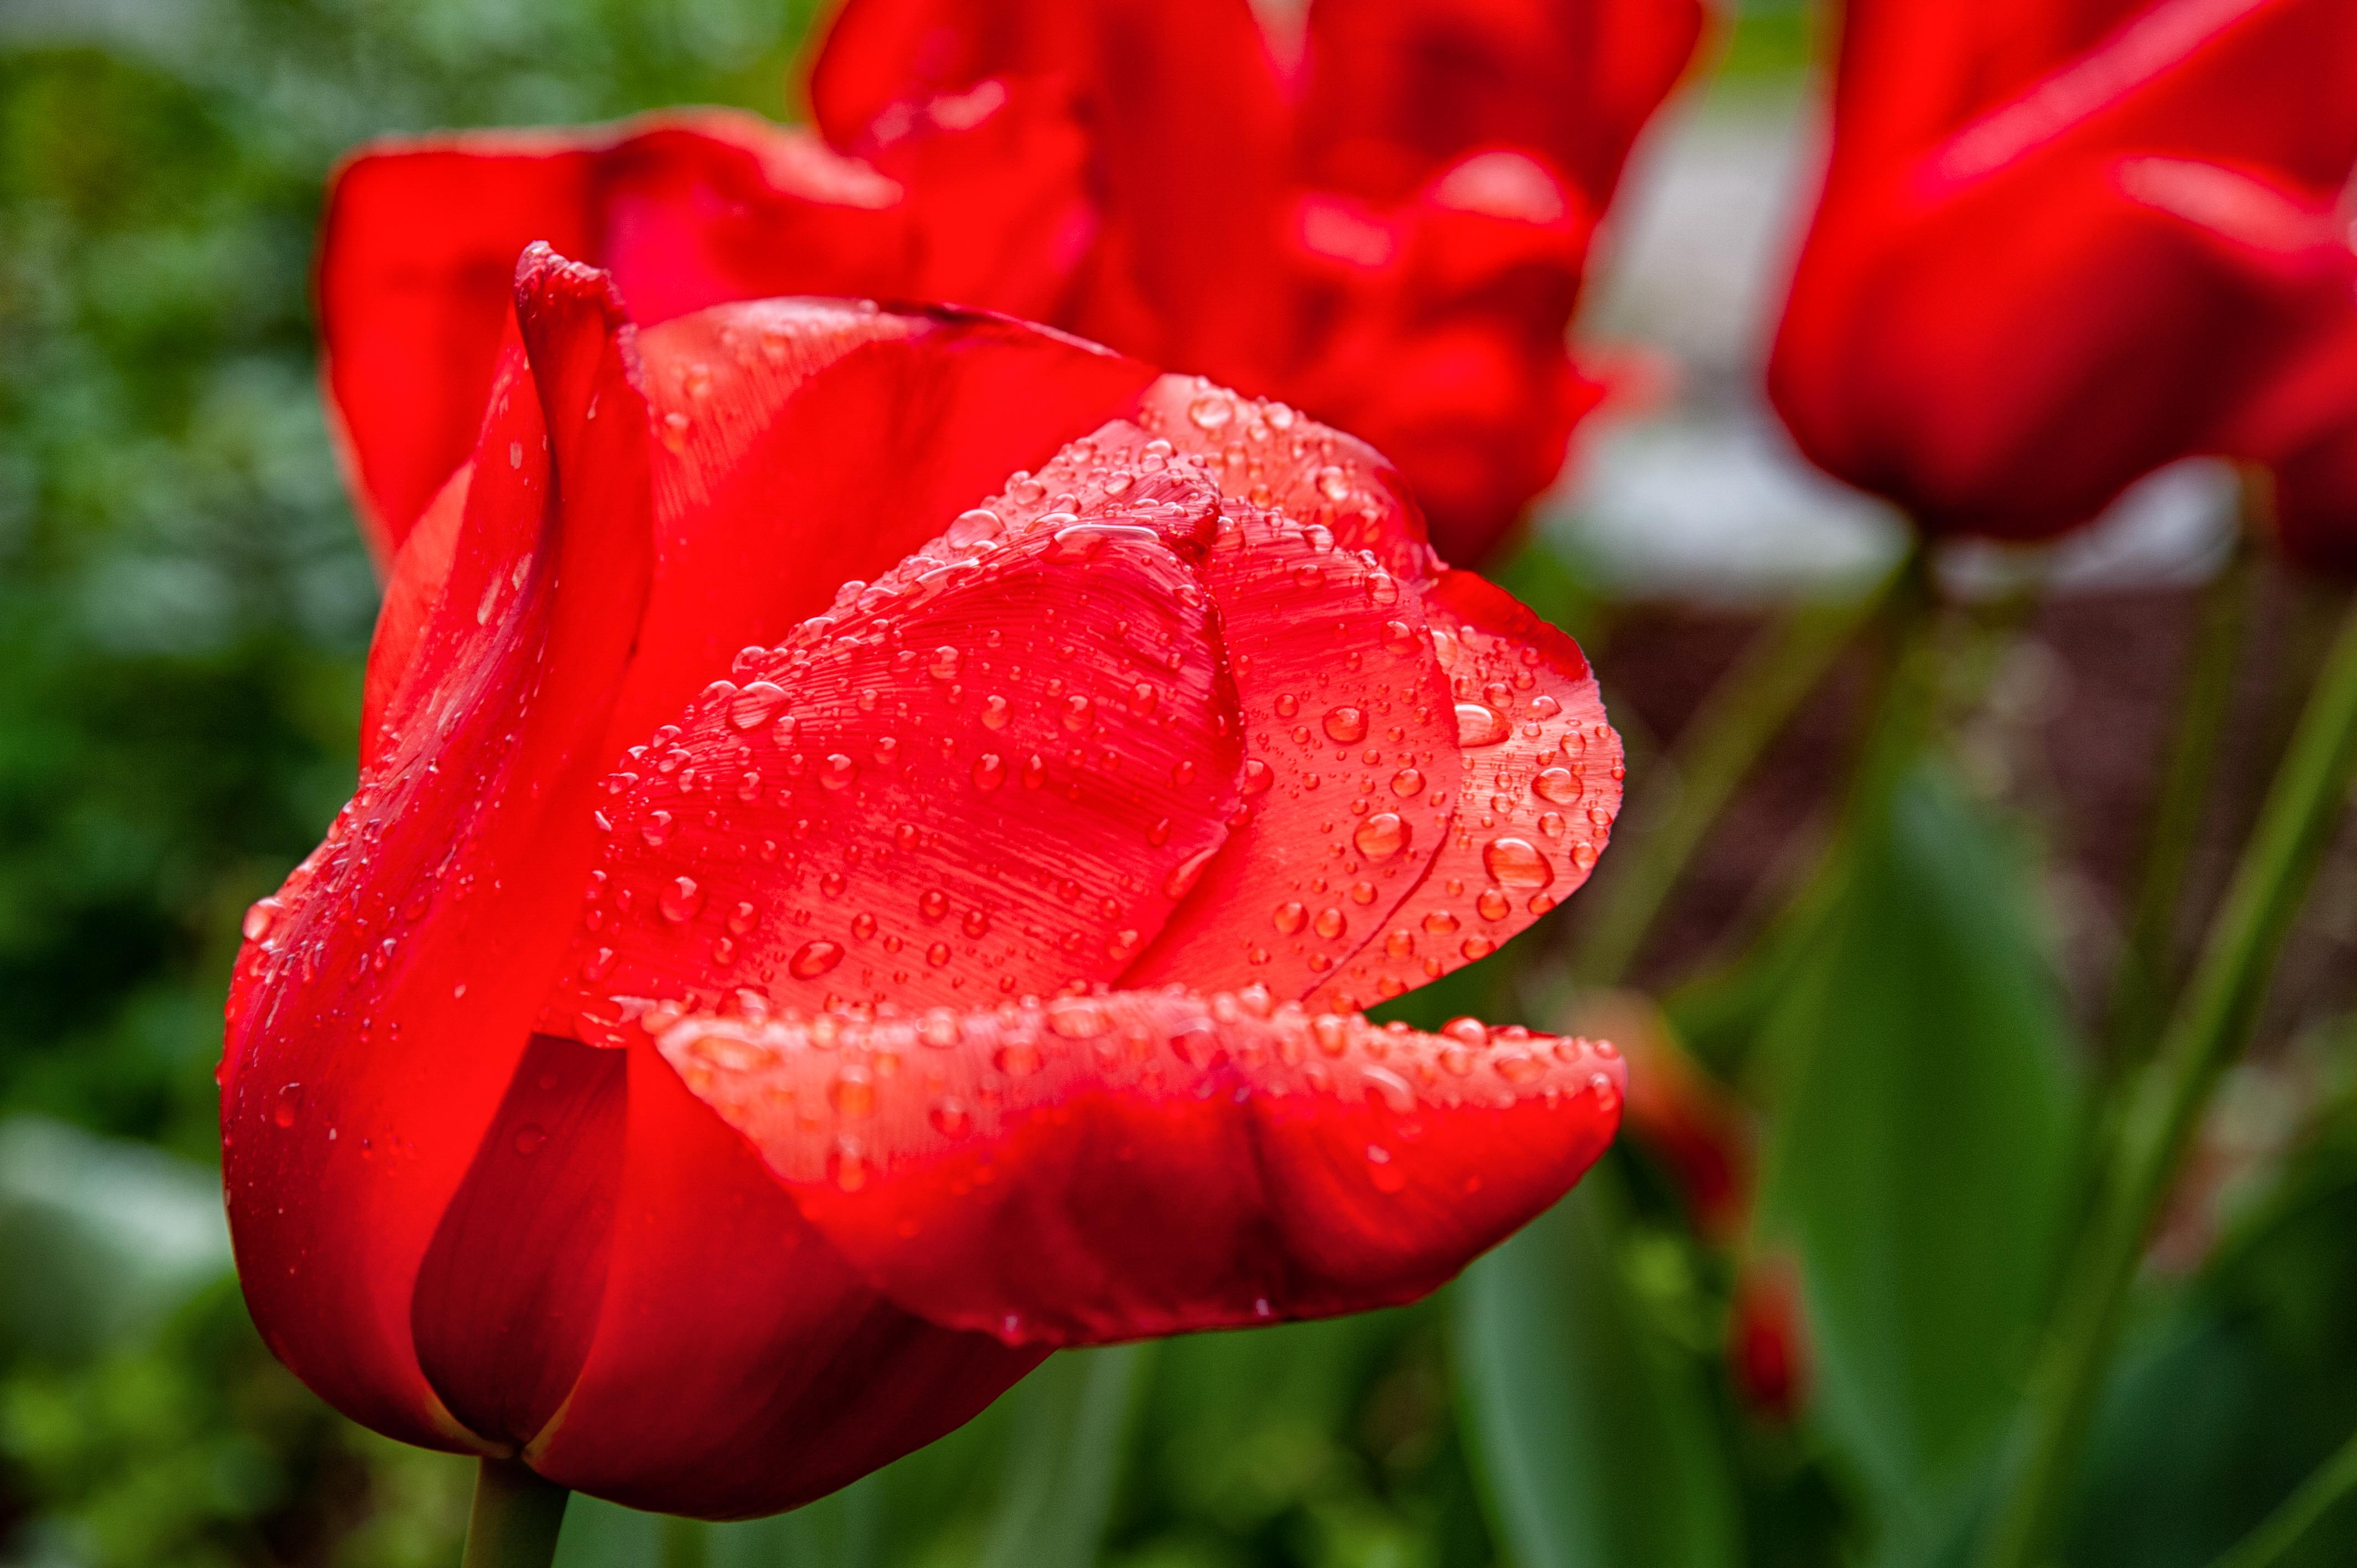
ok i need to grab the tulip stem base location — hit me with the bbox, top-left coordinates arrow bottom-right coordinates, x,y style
462,1457 -> 569,1568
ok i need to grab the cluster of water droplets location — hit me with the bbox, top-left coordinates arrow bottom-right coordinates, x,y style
1136,376 -> 1443,585
1310,607 -> 1624,1012
547,426 -> 1254,1042
657,983 -> 1622,1199
1123,488 -> 1461,993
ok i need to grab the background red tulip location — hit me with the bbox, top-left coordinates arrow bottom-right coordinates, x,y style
222,243 -> 1626,1519
320,0 -> 1705,574
1767,0 -> 2357,555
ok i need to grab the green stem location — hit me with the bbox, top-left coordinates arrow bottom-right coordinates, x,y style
1980,589 -> 2357,1568
2207,1422 -> 2357,1568
461,1458 -> 570,1568
2102,534 -> 2256,1078
1570,575 -> 1891,989
661,1513 -> 708,1568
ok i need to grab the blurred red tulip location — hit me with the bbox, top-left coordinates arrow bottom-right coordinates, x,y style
1727,1253 -> 1810,1423
223,243 -> 1628,1518
320,0 -> 1705,571
1768,0 -> 2357,559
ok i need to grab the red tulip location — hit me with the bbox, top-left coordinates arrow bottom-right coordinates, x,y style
1768,0 -> 2357,557
318,0 -> 1705,571
1727,1252 -> 1810,1423
223,243 -> 1627,1518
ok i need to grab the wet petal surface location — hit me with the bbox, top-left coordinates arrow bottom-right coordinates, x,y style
543,474 -> 1241,1035
659,988 -> 1624,1345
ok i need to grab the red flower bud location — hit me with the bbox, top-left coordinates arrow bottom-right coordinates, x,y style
1768,0 -> 2357,558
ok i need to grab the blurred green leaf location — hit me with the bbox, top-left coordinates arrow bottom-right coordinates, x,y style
0,1113 -> 230,1363
1455,1165 -> 1743,1568
980,1345 -> 1154,1568
2070,1092 -> 2357,1568
1758,760 -> 2079,1513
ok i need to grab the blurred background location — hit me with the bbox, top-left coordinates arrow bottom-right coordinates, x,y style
4,1 -> 2356,1565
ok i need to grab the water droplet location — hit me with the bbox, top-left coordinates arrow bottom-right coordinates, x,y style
513,1123 -> 548,1156
1241,759 -> 1274,795
241,898 -> 281,942
828,1138 -> 868,1192
1314,907 -> 1347,939
1455,703 -> 1509,747
851,912 -> 877,941
930,1097 -> 972,1136
271,1084 -> 301,1129
1533,766 -> 1583,804
1187,392 -> 1234,430
1048,998 -> 1109,1038
962,909 -> 991,938
1021,754 -> 1047,790
1166,846 -> 1219,900
927,941 -> 951,966
1423,910 -> 1460,935
1275,694 -> 1300,718
972,752 -> 1007,791
1322,706 -> 1368,744
820,754 -> 856,790
979,695 -> 1011,730
831,1066 -> 875,1118
919,888 -> 949,921
821,871 -> 847,899
928,646 -> 963,681
947,508 -> 1002,547
1061,694 -> 1094,732
994,1039 -> 1043,1077
790,940 -> 845,979
1482,837 -> 1555,889
1390,767 -> 1425,798
1460,933 -> 1496,961
659,876 -> 703,923
1315,465 -> 1351,502
1476,888 -> 1512,921
1353,812 -> 1409,860
729,682 -> 787,729
1128,682 -> 1159,716
640,811 -> 673,848
1273,900 -> 1308,935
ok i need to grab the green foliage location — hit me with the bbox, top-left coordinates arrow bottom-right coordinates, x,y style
1758,761 -> 2081,1526
1456,1165 -> 1743,1568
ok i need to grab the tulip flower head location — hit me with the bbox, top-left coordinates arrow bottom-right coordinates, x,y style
321,0 -> 1706,572
222,244 -> 1627,1518
1768,0 -> 2357,561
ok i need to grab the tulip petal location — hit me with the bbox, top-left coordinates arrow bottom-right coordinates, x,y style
320,107 -> 1096,561
1296,0 -> 1707,208
1122,493 -> 1463,1000
222,246 -> 655,1450
528,1042 -> 1040,1519
410,1034 -> 630,1447
610,300 -> 1156,743
808,0 -> 1293,374
359,460 -> 471,769
1310,569 -> 1621,1011
1136,374 -> 1444,586
658,989 -> 1624,1344
541,477 -> 1242,1036
1772,0 -> 2357,543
